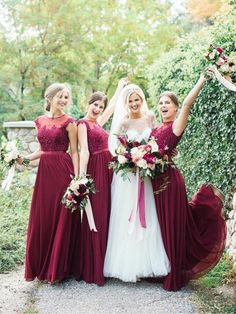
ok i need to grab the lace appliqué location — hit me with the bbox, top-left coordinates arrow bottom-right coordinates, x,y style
77,119 -> 109,154
35,115 -> 75,152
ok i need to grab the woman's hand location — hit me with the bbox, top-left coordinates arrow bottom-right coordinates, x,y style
16,156 -> 24,165
202,66 -> 214,81
171,149 -> 180,159
117,77 -> 129,90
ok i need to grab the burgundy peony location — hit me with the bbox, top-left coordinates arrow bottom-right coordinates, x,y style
143,153 -> 156,164
78,184 -> 87,194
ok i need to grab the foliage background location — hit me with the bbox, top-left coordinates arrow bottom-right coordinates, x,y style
147,7 -> 236,208
0,0 -> 235,206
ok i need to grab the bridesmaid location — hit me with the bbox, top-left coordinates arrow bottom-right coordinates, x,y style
77,79 -> 128,285
151,69 -> 226,291
18,83 -> 81,283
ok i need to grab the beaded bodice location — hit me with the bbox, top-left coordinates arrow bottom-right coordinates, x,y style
78,119 -> 109,154
35,114 -> 75,151
151,122 -> 183,157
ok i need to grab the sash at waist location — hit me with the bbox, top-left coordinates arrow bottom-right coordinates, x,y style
91,148 -> 109,156
41,151 -> 67,155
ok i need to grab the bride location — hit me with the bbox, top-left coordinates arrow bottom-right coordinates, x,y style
104,83 -> 170,282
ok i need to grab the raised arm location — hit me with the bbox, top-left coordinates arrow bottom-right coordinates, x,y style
173,69 -> 212,136
78,123 -> 90,176
97,78 -> 129,127
67,122 -> 79,177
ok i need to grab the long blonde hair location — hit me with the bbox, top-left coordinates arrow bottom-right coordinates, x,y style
44,83 -> 72,111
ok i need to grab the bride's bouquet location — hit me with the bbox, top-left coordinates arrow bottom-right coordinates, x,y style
109,135 -> 169,179
62,174 -> 96,212
0,139 -> 30,190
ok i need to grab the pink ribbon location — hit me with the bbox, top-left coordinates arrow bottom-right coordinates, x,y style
84,197 -> 97,232
128,169 -> 146,240
137,179 -> 146,228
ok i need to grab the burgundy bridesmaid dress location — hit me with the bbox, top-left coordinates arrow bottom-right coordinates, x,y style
25,114 -> 81,283
151,121 -> 226,291
77,119 -> 113,285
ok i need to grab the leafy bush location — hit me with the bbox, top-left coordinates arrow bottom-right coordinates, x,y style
147,8 -> 236,210
0,172 -> 32,273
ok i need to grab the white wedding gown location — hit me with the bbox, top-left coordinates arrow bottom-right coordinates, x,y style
104,128 -> 170,282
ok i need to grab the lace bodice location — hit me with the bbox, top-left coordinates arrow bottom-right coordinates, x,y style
35,114 -> 75,151
78,119 -> 109,154
126,128 -> 152,142
151,122 -> 183,156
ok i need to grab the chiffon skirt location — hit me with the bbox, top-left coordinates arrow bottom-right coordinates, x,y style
78,151 -> 113,285
25,151 -> 81,283
152,166 -> 226,291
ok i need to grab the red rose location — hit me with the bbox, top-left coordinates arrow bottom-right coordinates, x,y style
118,136 -> 128,146
124,152 -> 132,160
132,141 -> 141,147
67,194 -> 73,201
143,153 -> 156,164
216,47 -> 223,54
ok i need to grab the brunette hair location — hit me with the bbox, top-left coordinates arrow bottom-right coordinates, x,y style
44,83 -> 72,111
88,91 -> 108,108
159,91 -> 179,108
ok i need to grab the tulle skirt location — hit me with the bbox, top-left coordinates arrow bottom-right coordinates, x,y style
104,172 -> 170,282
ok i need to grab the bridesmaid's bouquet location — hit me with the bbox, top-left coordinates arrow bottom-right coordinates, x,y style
205,44 -> 235,75
0,139 -> 30,190
62,174 -> 96,212
109,135 -> 169,179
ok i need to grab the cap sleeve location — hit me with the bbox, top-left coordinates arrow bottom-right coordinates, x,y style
34,116 -> 42,129
64,116 -> 76,127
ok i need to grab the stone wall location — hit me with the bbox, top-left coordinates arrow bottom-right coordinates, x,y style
226,192 -> 236,266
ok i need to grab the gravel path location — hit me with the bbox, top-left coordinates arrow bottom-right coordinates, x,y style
35,278 -> 199,314
0,266 -> 36,314
0,266 -> 200,314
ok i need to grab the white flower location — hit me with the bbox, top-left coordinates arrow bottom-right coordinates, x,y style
116,145 -> 126,155
131,147 -> 146,161
209,51 -> 216,60
70,180 -> 80,191
118,155 -> 128,164
4,151 -> 18,163
220,63 -> 230,73
136,159 -> 147,169
79,177 -> 89,185
151,142 -> 159,153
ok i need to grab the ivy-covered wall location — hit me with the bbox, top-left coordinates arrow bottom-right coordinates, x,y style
147,9 -> 236,210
